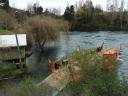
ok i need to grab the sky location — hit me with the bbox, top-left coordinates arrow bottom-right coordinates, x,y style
9,0 -> 127,13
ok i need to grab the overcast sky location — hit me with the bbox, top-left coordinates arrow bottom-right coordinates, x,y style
9,0 -> 127,13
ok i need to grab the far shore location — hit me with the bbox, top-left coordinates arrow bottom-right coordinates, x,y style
70,27 -> 128,32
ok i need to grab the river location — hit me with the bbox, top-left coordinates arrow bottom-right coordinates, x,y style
0,31 -> 128,95
58,31 -> 128,77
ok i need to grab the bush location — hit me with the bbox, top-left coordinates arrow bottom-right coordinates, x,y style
23,16 -> 69,49
66,49 -> 128,96
0,63 -> 27,79
0,9 -> 17,30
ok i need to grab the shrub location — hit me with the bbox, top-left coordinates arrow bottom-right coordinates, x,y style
24,16 -> 69,49
0,9 -> 17,30
66,49 -> 128,96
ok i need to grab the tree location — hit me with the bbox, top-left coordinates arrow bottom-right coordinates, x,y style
64,5 -> 75,20
26,2 -> 43,15
33,2 -> 39,14
120,0 -> 124,28
64,5 -> 75,30
70,5 -> 75,21
85,0 -> 94,22
44,8 -> 50,15
26,3 -> 33,14
0,9 -> 17,30
95,5 -> 103,13
0,0 -> 9,9
15,11 -> 27,23
64,6 -> 70,21
50,8 -> 61,15
25,16 -> 69,51
36,6 -> 43,14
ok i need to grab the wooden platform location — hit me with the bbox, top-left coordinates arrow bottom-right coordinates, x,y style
37,64 -> 81,96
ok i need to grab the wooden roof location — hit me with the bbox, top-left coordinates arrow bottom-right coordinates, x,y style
0,34 -> 27,48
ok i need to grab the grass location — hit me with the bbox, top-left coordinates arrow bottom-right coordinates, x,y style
5,78 -> 47,96
65,49 -> 128,96
8,78 -> 43,96
0,64 -> 46,96
0,63 -> 27,80
0,29 -> 14,35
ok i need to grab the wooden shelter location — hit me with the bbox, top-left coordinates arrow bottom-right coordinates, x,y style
0,34 -> 27,63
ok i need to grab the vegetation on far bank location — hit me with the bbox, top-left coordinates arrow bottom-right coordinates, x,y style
63,0 -> 128,31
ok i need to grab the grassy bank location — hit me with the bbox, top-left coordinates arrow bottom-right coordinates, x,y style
65,49 -> 128,96
0,63 -> 27,80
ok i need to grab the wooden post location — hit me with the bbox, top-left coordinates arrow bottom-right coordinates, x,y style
15,33 -> 22,65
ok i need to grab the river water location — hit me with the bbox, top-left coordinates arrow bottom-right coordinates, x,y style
28,31 -> 128,80
0,31 -> 128,95
58,31 -> 128,77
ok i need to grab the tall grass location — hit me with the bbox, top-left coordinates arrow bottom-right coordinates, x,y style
0,9 -> 17,30
6,77 -> 52,96
66,49 -> 128,96
0,63 -> 27,80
